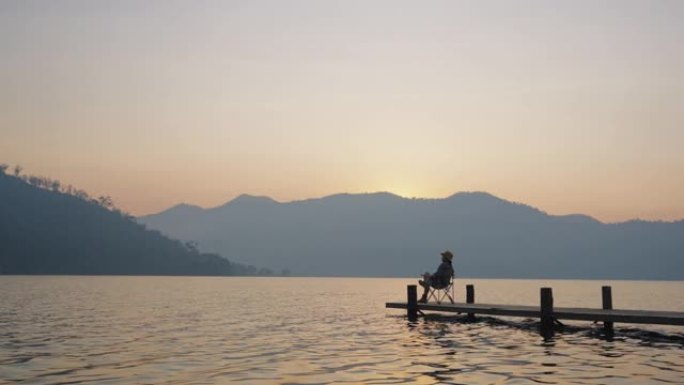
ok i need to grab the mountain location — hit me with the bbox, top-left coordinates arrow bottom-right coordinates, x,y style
139,192 -> 684,279
0,172 -> 268,276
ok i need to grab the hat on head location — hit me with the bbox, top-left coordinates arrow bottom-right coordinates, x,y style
440,250 -> 453,261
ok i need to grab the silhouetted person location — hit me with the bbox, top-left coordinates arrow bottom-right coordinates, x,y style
418,250 -> 454,303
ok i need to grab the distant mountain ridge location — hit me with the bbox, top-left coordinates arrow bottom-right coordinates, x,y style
0,172 -> 271,276
139,192 -> 684,279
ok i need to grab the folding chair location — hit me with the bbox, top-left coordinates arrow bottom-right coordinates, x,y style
427,275 -> 455,304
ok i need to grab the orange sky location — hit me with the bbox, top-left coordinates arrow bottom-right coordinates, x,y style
1,1 -> 683,222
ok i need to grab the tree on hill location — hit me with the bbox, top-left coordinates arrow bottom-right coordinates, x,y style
0,166 -> 274,276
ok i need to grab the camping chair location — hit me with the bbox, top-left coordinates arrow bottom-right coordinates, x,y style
427,275 -> 455,304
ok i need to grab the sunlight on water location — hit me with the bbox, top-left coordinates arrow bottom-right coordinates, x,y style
1,276 -> 682,384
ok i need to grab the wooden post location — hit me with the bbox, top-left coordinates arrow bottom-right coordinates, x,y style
602,286 -> 614,334
466,284 -> 475,321
540,287 -> 554,338
407,285 -> 418,321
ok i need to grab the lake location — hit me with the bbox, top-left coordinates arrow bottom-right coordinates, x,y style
1,276 -> 682,384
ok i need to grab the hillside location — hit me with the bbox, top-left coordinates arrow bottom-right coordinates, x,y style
0,172 -> 268,275
139,192 -> 684,279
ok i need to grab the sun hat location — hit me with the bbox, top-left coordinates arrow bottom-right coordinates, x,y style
440,250 -> 453,261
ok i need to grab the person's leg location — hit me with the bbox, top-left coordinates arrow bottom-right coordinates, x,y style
418,281 -> 428,302
418,274 -> 431,302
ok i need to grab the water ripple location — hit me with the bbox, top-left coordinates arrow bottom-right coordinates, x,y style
1,276 -> 683,385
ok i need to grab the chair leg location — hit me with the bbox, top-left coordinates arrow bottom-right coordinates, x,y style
427,289 -> 435,303
437,290 -> 446,304
429,287 -> 455,304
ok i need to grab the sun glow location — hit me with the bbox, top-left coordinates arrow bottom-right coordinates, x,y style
365,180 -> 444,201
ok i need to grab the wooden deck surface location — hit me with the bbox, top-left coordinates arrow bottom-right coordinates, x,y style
385,302 -> 684,326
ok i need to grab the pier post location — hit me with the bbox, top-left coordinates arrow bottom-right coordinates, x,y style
466,284 -> 475,321
407,285 -> 418,321
540,287 -> 554,338
602,286 -> 614,334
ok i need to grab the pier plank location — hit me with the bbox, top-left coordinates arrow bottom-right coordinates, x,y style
385,302 -> 684,326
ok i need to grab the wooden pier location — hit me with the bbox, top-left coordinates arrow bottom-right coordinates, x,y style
386,285 -> 684,336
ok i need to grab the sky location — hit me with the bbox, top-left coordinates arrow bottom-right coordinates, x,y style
1,0 -> 682,222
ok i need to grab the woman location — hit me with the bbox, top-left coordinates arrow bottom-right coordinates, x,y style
418,250 -> 454,303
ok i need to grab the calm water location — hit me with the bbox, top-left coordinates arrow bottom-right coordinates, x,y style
1,276 -> 683,385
